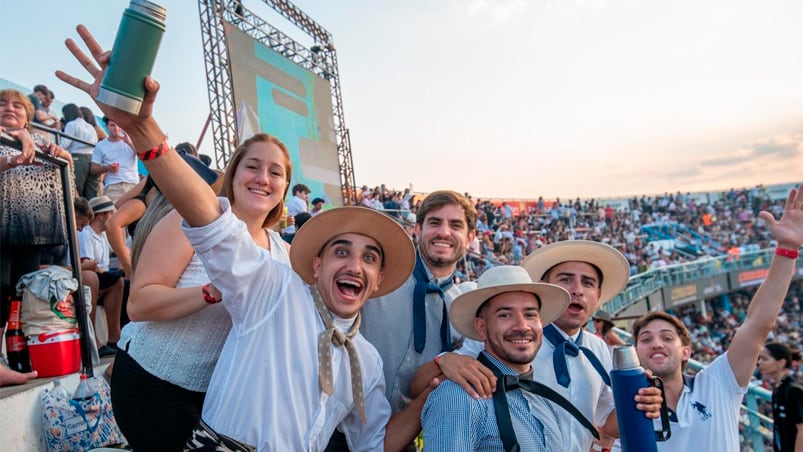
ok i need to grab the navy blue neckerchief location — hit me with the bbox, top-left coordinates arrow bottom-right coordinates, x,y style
543,324 -> 611,388
412,251 -> 454,353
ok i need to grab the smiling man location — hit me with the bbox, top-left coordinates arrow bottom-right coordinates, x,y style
632,188 -> 803,452
358,190 -> 478,449
421,265 -> 571,451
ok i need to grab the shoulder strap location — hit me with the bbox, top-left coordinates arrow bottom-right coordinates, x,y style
505,375 -> 600,440
478,353 -> 520,452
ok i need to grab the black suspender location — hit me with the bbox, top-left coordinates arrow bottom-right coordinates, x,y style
477,353 -> 600,452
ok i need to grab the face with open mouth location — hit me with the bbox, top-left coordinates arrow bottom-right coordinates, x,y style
313,233 -> 385,319
230,141 -> 289,224
475,291 -> 543,374
415,204 -> 474,277
635,319 -> 689,379
542,261 -> 602,335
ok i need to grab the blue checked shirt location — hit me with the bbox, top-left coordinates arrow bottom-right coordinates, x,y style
421,352 -> 565,451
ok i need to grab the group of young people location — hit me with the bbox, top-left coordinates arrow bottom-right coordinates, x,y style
19,22 -> 799,451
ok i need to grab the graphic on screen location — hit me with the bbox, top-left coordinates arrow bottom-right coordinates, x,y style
224,21 -> 342,206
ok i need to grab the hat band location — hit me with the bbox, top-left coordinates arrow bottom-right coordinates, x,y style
92,201 -> 115,213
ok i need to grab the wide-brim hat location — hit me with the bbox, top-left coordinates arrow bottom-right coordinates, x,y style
178,151 -> 220,191
450,266 -> 570,341
592,309 -> 614,325
89,196 -> 115,214
521,240 -> 629,305
289,207 -> 415,297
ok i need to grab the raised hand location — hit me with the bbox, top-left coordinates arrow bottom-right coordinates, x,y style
758,188 -> 803,250
55,25 -> 163,149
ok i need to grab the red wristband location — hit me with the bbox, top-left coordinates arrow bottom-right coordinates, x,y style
776,247 -> 800,259
137,137 -> 170,161
202,283 -> 222,304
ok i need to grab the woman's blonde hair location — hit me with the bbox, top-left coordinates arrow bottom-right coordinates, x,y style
0,89 -> 35,129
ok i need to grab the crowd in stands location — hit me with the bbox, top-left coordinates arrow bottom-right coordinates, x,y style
356,184 -> 787,283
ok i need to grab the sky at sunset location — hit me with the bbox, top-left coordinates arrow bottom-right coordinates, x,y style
6,0 -> 803,199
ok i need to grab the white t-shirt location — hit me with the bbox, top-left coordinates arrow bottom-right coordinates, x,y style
657,353 -> 746,452
78,226 -> 110,272
92,138 -> 139,186
61,118 -> 98,155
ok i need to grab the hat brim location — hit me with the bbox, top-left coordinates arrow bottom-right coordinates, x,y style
179,152 -> 219,187
289,207 -> 415,297
521,240 -> 629,305
450,282 -> 570,341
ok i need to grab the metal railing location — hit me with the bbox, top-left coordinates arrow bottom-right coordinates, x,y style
606,248 -> 775,314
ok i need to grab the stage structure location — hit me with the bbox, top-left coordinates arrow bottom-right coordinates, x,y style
198,0 -> 356,205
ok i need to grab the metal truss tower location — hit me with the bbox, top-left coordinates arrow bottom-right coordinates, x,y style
197,0 -> 357,205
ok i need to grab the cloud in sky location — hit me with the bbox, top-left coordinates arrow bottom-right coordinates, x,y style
659,131 -> 803,190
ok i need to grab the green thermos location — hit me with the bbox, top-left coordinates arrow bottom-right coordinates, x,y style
97,0 -> 167,114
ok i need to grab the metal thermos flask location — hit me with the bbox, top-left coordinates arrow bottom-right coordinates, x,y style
611,345 -> 659,452
97,0 -> 167,114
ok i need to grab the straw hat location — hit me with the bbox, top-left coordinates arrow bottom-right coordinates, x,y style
521,240 -> 629,305
289,207 -> 415,297
449,266 -> 570,341
89,196 -> 115,214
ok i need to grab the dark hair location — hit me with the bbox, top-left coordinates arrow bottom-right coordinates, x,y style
33,84 -> 48,95
416,190 -> 478,233
199,154 -> 212,167
175,142 -> 198,157
292,183 -> 310,195
765,342 -> 802,369
220,133 -> 292,228
62,103 -> 82,123
80,107 -> 99,126
295,212 -> 312,229
73,197 -> 94,221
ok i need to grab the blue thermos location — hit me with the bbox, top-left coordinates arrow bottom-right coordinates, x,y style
611,345 -> 670,452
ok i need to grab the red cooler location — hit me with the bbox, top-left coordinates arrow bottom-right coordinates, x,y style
27,329 -> 81,377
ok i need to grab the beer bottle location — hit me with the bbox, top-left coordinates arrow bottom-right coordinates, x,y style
5,297 -> 32,373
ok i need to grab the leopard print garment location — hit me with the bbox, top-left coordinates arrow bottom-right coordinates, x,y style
0,134 -> 74,246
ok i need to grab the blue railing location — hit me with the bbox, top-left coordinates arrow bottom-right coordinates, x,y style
606,248 -> 774,314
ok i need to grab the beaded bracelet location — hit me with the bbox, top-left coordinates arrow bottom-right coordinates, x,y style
137,137 -> 170,161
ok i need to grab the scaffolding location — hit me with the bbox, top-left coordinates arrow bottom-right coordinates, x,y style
197,0 -> 357,204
